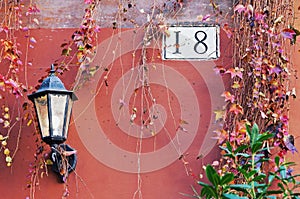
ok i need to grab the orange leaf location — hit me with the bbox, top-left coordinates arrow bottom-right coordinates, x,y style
221,91 -> 235,103
229,104 -> 244,115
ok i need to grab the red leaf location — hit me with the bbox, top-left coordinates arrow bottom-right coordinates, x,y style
84,0 -> 93,4
225,67 -> 243,79
281,28 -> 296,39
234,4 -> 246,13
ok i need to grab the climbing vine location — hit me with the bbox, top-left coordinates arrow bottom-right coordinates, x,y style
218,0 -> 297,175
193,0 -> 300,198
26,1 -> 101,198
0,0 -> 40,168
1,0 -> 300,198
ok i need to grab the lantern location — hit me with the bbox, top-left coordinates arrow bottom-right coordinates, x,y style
28,65 -> 77,145
28,64 -> 78,182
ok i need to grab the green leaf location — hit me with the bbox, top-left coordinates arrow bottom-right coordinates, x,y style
255,153 -> 266,157
234,144 -> 248,153
281,161 -> 296,167
246,124 -> 251,137
252,173 -> 267,182
229,184 -> 252,193
252,143 -> 263,154
266,190 -> 284,195
257,147 -> 269,153
257,133 -> 274,142
238,167 -> 249,179
279,165 -> 287,179
268,174 -> 275,184
274,156 -> 280,167
257,158 -> 270,163
200,186 -> 208,197
220,145 -> 232,154
223,153 -> 236,159
205,165 -> 220,187
250,123 -> 259,148
201,185 -> 218,198
236,153 -> 251,158
223,193 -> 249,199
253,182 -> 266,188
238,168 -> 256,180
229,184 -> 252,189
226,141 -> 233,153
197,181 -> 210,187
277,182 -> 285,191
220,173 -> 234,185
288,174 -> 300,179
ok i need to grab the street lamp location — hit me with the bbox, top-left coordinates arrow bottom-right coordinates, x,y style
28,64 -> 78,182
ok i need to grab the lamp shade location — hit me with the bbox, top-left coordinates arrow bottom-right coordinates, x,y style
28,65 -> 77,145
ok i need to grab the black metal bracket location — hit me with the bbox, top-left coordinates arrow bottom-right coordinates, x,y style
50,144 -> 77,183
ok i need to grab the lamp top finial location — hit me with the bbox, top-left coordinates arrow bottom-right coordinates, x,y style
50,64 -> 56,76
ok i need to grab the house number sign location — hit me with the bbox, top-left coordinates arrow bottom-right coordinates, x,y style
162,25 -> 220,60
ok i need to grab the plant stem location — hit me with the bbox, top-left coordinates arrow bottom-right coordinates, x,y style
251,153 -> 256,199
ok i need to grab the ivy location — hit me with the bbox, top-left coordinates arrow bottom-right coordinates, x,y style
193,0 -> 300,198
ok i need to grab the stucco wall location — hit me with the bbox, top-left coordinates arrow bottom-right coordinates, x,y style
1,1 -> 300,199
30,0 -> 233,28
288,0 -> 300,181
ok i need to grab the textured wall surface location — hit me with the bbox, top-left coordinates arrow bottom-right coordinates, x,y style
32,0 -> 233,28
289,0 -> 300,184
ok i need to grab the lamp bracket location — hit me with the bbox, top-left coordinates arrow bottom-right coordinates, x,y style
50,144 -> 77,183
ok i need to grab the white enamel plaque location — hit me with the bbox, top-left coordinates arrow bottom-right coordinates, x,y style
162,25 -> 220,60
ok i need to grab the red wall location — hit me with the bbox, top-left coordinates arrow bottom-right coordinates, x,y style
0,27 -> 232,199
3,19 -> 300,198
288,0 -> 300,184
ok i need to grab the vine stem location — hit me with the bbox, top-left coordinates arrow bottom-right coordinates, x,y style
251,153 -> 256,199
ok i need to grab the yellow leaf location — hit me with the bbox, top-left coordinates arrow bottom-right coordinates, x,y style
4,148 -> 10,155
3,113 -> 9,119
232,81 -> 241,89
27,119 -> 32,126
46,159 -> 53,165
3,120 -> 10,128
214,110 -> 225,121
2,140 -> 7,146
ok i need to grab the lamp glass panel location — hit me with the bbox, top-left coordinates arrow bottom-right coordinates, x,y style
49,94 -> 67,137
64,96 -> 73,138
34,94 -> 49,138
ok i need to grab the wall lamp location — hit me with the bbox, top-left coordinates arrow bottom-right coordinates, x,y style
28,64 -> 78,182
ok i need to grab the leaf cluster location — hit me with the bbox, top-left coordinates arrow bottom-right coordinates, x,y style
196,124 -> 300,199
